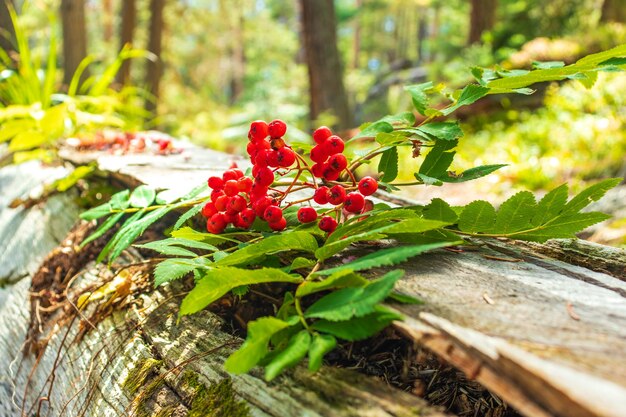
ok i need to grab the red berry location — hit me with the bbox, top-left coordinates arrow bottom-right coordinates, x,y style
254,167 -> 274,187
247,142 -> 258,157
252,165 -> 261,177
327,185 -> 346,205
237,176 -> 253,193
297,207 -> 317,223
222,169 -> 240,182
311,163 -> 325,178
313,186 -> 330,204
318,216 -> 338,233
223,212 -> 238,224
223,180 -> 239,197
313,126 -> 332,144
231,169 -> 244,179
240,208 -> 256,225
328,153 -> 348,171
233,214 -> 248,229
214,195 -> 230,212
201,202 -> 217,218
267,150 -> 279,168
322,136 -> 344,155
269,216 -> 287,231
229,195 -> 246,213
344,192 -> 365,213
208,176 -> 224,190
253,196 -> 274,217
310,144 -> 328,163
270,137 -> 285,150
264,205 -> 283,223
268,119 -> 287,138
207,213 -> 227,234
322,166 -> 340,181
258,139 -> 271,150
210,189 -> 224,201
250,182 -> 269,201
277,147 -> 296,167
249,120 -> 269,141
255,150 -> 269,166
358,176 -> 378,196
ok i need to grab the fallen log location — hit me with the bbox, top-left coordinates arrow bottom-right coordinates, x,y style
1,141 -> 625,417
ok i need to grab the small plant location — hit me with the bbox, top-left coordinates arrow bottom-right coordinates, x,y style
81,45 -> 625,380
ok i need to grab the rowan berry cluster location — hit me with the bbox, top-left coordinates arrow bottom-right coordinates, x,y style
201,120 -> 379,235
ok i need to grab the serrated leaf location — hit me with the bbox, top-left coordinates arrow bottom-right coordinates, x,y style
136,238 -> 218,257
296,270 -> 368,298
110,190 -> 131,210
129,185 -> 156,208
80,212 -> 124,248
561,178 -> 621,215
375,131 -> 409,146
422,198 -> 458,223
326,209 -> 419,244
417,122 -> 463,141
354,120 -> 393,139
179,267 -> 303,317
308,334 -> 336,372
311,307 -> 403,341
216,232 -> 318,267
381,111 -> 416,127
173,203 -> 204,230
415,173 -> 443,186
419,140 -> 457,178
265,330 -> 311,381
532,61 -> 565,69
493,191 -> 536,234
440,164 -> 507,183
80,203 -> 111,221
442,84 -> 490,115
289,257 -> 316,272
97,210 -> 145,263
305,270 -> 404,321
512,212 -> 610,242
378,147 -> 398,183
384,218 -> 451,234
153,257 -> 209,287
531,184 -> 569,226
404,82 -> 433,115
387,292 -> 422,304
458,200 -> 497,233
315,225 -> 392,262
316,242 -> 457,276
224,317 -> 290,374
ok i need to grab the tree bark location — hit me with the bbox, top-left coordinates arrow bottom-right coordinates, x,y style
600,0 -> 626,23
229,0 -> 245,104
0,0 -> 16,62
60,0 -> 88,86
145,0 -> 166,115
351,0 -> 362,69
468,0 -> 497,45
102,0 -> 113,43
300,0 -> 353,130
115,0 -> 136,87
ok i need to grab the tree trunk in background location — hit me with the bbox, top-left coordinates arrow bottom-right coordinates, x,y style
102,0 -> 113,43
0,0 -> 16,61
60,0 -> 88,86
229,1 -> 245,104
145,0 -> 166,115
417,8 -> 427,64
352,0 -> 362,69
116,0 -> 136,86
468,0 -> 497,45
300,0 -> 352,130
601,0 -> 626,23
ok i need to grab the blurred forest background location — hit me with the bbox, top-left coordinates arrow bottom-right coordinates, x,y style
1,0 -> 625,244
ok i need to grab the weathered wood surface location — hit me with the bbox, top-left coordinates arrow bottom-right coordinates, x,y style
2,142 -> 625,417
0,156 -> 447,417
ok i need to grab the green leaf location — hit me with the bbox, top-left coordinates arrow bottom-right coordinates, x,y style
513,212 -> 610,242
179,267 -> 303,317
216,232 -> 318,267
415,173 -> 443,186
419,140 -> 457,178
561,178 -> 621,215
375,131 -> 410,146
316,242 -> 457,276
135,238 -> 218,257
173,203 -> 204,230
458,200 -> 497,233
311,307 -> 403,341
354,120 -> 393,139
422,198 -> 458,223
378,147 -> 399,183
97,210 -> 145,263
327,209 -> 419,245
442,84 -> 490,115
531,184 -> 569,226
110,190 -> 131,210
308,334 -> 336,372
0,119 -> 35,143
80,212 -> 124,248
315,225 -> 392,262
288,257 -> 316,272
8,131 -> 47,151
387,292 -> 422,304
265,330 -> 311,381
576,44 -> 626,67
153,257 -> 209,287
417,122 -> 463,141
80,203 -> 113,221
439,164 -> 507,183
305,271 -> 404,321
381,111 -> 416,127
129,185 -> 157,208
532,61 -> 565,69
492,191 -> 536,234
404,82 -> 433,115
224,317 -> 290,374
296,270 -> 368,298
171,226 -> 241,245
